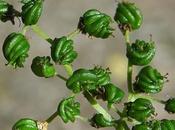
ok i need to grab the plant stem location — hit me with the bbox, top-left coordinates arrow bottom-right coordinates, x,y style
76,115 -> 90,123
67,29 -> 80,39
21,26 -> 29,35
31,25 -> 53,44
56,74 -> 68,81
45,111 -> 58,123
64,64 -> 74,76
83,91 -> 112,121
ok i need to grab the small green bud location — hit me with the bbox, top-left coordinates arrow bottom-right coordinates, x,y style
127,39 -> 155,66
31,56 -> 56,78
51,36 -> 78,65
2,32 -> 30,68
165,98 -> 175,113
90,113 -> 113,128
125,98 -> 155,122
134,66 -> 165,94
66,69 -> 98,93
12,118 -> 38,130
78,9 -> 114,39
132,123 -> 151,130
21,0 -> 43,25
90,66 -> 111,86
152,119 -> 175,130
104,83 -> 124,109
114,1 -> 143,32
57,97 -> 80,123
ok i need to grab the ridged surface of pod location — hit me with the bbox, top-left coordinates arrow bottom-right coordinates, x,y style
2,32 -> 30,68
51,36 -> 77,65
132,123 -> 151,130
114,2 -> 143,30
90,113 -> 113,128
78,9 -> 114,39
66,69 -> 98,93
12,118 -> 38,130
31,56 -> 56,78
21,0 -> 43,25
57,97 -> 80,123
125,98 -> 155,122
152,120 -> 175,130
134,66 -> 164,93
90,66 -> 111,86
104,83 -> 124,108
127,39 -> 155,66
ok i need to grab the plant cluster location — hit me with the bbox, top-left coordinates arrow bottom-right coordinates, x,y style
1,0 -> 175,130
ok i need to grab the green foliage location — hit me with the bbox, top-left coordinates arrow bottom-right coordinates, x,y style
78,9 -> 114,39
134,66 -> 165,93
90,113 -> 113,128
21,0 -> 43,25
2,33 -> 30,68
125,98 -> 155,122
51,36 -> 78,65
57,97 -> 80,123
31,56 -> 56,78
165,98 -> 175,113
127,39 -> 155,66
115,120 -> 130,130
12,118 -> 38,130
114,1 -> 143,31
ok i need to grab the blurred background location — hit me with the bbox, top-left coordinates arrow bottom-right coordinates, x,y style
1,0 -> 175,129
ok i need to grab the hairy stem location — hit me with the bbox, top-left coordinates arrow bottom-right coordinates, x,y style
31,25 -> 53,44
83,91 -> 112,121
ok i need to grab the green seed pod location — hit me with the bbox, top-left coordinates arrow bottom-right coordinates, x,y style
127,39 -> 155,66
90,66 -> 111,86
115,120 -> 130,130
51,36 -> 78,65
103,83 -> 124,109
78,9 -> 114,39
66,69 -> 98,93
134,66 -> 165,94
31,56 -> 56,78
0,0 -> 20,24
165,98 -> 175,113
21,0 -> 43,25
2,32 -> 30,68
12,118 -> 38,130
132,123 -> 151,130
125,98 -> 155,122
114,1 -> 143,31
90,113 -> 113,128
152,120 -> 175,130
57,97 -> 80,123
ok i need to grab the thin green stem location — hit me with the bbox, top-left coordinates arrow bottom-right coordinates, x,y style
76,115 -> 90,123
31,25 -> 53,44
110,105 -> 123,117
83,91 -> 112,121
21,26 -> 29,35
63,64 -> 74,76
45,111 -> 58,123
67,29 -> 80,39
127,61 -> 133,94
56,74 -> 68,81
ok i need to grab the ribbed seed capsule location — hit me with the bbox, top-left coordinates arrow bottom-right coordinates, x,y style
78,9 -> 114,39
165,98 -> 175,113
132,123 -> 151,130
152,120 -> 175,130
90,113 -> 113,128
127,39 -> 155,66
51,36 -> 78,65
57,97 -> 80,123
134,66 -> 165,94
66,69 -> 98,93
104,83 -> 124,109
21,0 -> 43,25
90,66 -> 111,86
125,98 -> 155,122
2,32 -> 30,68
12,118 -> 38,130
31,56 -> 56,78
114,2 -> 143,32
